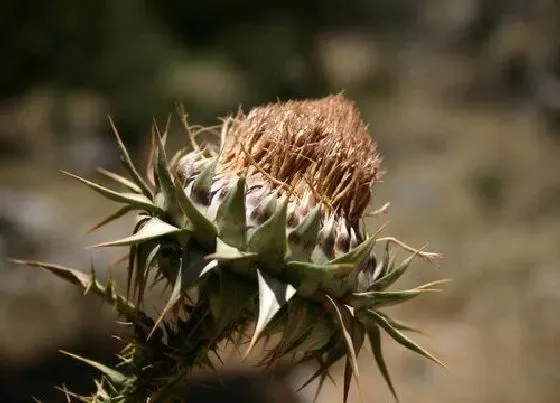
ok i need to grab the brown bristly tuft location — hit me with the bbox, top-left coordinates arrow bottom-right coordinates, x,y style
218,94 -> 382,224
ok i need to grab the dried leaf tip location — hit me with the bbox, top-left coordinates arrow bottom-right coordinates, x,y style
219,94 -> 382,223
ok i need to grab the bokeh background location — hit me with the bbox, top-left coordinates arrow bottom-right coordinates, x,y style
2,1 -> 560,402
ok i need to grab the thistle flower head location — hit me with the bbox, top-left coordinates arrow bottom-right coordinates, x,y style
15,94 -> 444,403
219,94 -> 382,224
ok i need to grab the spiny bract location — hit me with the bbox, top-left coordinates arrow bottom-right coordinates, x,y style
16,94 -> 445,403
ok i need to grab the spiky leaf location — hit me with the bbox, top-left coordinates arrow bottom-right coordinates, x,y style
132,240 -> 158,307
190,160 -> 217,207
154,124 -> 179,217
322,236 -> 377,297
152,259 -> 184,333
247,198 -> 288,270
375,311 -> 424,334
373,252 -> 418,291
61,351 -> 130,386
174,179 -> 217,249
9,260 -> 150,324
367,324 -> 398,401
96,167 -> 141,194
108,117 -> 153,200
62,171 -> 159,213
285,261 -> 353,297
149,247 -> 210,337
126,215 -> 152,298
215,176 -> 247,249
348,287 -> 438,309
311,216 -> 336,264
330,236 -> 376,267
91,217 -> 188,248
247,196 -> 288,271
86,205 -> 135,234
206,238 -> 257,261
246,270 -> 296,356
343,317 -> 365,403
325,296 -> 361,391
286,205 -> 321,261
368,310 -> 445,367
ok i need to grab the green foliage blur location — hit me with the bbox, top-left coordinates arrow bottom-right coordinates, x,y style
5,0 -> 560,144
1,0 -> 419,144
3,1 -> 560,402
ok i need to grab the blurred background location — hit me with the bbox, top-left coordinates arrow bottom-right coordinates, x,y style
2,0 -> 560,402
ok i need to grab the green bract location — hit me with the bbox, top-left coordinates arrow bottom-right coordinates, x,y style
15,95 -> 445,403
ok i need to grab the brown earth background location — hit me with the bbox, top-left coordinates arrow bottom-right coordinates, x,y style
2,1 -> 560,402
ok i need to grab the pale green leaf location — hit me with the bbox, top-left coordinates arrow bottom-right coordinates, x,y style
190,160 -> 217,207
349,288 -> 438,309
61,350 -> 130,385
369,310 -> 445,368
247,196 -> 288,271
215,176 -> 247,249
321,236 -> 377,297
206,238 -> 257,261
126,216 -> 152,298
286,205 -> 321,261
373,252 -> 418,291
174,179 -> 217,249
245,269 -> 296,357
373,311 -> 425,335
90,217 -> 188,248
96,167 -> 141,194
108,116 -> 153,200
154,124 -> 179,217
248,190 -> 277,230
62,171 -> 159,213
132,240 -> 158,307
144,244 -> 161,273
330,236 -> 376,267
149,248 -> 207,338
199,259 -> 219,278
9,259 -> 150,324
86,205 -> 135,234
325,295 -> 361,390
285,261 -> 353,297
311,216 -> 336,264
367,325 -> 399,401
357,308 -> 424,335
343,309 -> 365,403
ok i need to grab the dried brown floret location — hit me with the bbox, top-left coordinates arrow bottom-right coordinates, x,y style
219,94 -> 382,224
